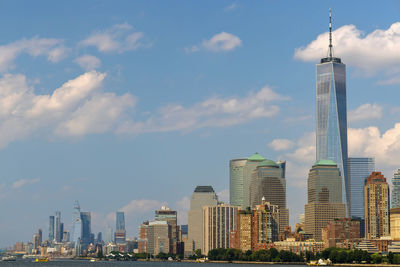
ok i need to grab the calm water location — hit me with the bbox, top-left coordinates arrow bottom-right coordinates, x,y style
0,260 -> 305,267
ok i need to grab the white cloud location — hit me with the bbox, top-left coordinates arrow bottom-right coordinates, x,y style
0,37 -> 68,71
224,3 -> 238,12
117,86 -> 288,134
217,189 -> 229,203
294,22 -> 400,75
187,32 -> 242,53
348,103 -> 383,123
79,23 -> 144,53
0,71 -> 137,148
269,138 -> 295,151
75,54 -> 101,71
12,178 -> 40,189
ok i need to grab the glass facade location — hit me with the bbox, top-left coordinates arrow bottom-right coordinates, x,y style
49,215 -> 55,241
316,59 -> 348,209
116,212 -> 125,231
348,157 -> 375,219
80,211 -> 92,245
71,200 -> 82,244
392,169 -> 400,209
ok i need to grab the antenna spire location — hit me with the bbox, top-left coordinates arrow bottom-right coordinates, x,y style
329,8 -> 333,59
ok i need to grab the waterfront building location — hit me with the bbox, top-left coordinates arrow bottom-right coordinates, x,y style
392,169 -> 400,209
71,201 -> 82,245
316,10 -> 349,211
185,185 -> 218,255
364,172 -> 390,239
305,160 -> 346,241
348,157 -> 375,237
321,218 -> 360,248
391,208 -> 400,241
155,206 -> 178,254
148,221 -> 169,255
115,211 -> 126,244
356,240 -> 379,253
250,159 -> 289,233
138,221 -> 149,253
49,215 -> 55,241
54,211 -> 62,242
274,238 -> 325,254
230,153 -> 266,209
80,211 -> 92,245
104,225 -> 113,244
202,203 -> 239,255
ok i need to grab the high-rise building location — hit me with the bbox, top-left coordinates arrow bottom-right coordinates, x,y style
185,185 -> 218,255
202,204 -> 239,255
305,160 -> 346,241
230,153 -> 266,209
80,211 -> 92,245
72,201 -> 82,244
249,159 -> 289,233
348,157 -> 375,237
391,208 -> 400,241
115,211 -> 126,244
97,232 -> 102,244
155,206 -> 178,254
49,215 -> 55,241
104,225 -> 113,244
364,172 -> 390,239
54,211 -> 62,242
138,221 -> 149,253
148,221 -> 169,255
316,10 -> 348,211
392,169 -> 400,209
38,228 -> 42,245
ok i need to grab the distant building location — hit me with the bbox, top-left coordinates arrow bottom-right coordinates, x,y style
203,203 -> 239,255
185,185 -> 218,255
155,206 -> 178,254
115,211 -> 126,244
250,159 -> 289,233
391,208 -> 400,241
321,218 -> 360,248
148,221 -> 169,255
230,153 -> 266,208
54,211 -> 62,242
104,225 -> 113,244
364,172 -> 390,239
80,211 -> 92,245
392,169 -> 400,209
71,201 -> 82,245
49,215 -> 55,241
305,160 -> 346,241
138,221 -> 149,253
97,232 -> 102,244
274,238 -> 325,254
348,157 -> 374,238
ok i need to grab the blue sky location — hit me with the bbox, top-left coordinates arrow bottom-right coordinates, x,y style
1,1 -> 400,247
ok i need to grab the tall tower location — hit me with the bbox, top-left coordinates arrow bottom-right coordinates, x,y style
316,9 -> 348,211
115,211 -> 126,244
72,200 -> 82,244
392,169 -> 400,209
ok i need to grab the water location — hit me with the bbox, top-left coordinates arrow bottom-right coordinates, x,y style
0,260 -> 305,267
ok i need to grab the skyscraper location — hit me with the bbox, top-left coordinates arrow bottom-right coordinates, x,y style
155,206 -> 178,254
392,169 -> 400,209
185,186 -> 218,255
316,10 -> 348,211
305,160 -> 346,241
71,201 -> 82,244
54,211 -> 62,242
230,153 -> 266,209
115,211 -> 126,244
364,172 -> 390,239
49,215 -> 55,241
80,211 -> 92,245
104,225 -> 113,244
348,157 -> 375,237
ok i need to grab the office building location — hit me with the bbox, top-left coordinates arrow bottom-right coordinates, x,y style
203,203 -> 239,255
155,206 -> 178,254
305,160 -> 346,241
321,218 -> 360,248
392,169 -> 400,209
391,208 -> 400,241
185,185 -> 218,255
54,211 -> 62,242
115,211 -> 126,244
316,10 -> 349,210
348,157 -> 375,237
364,172 -> 390,239
72,201 -> 82,244
104,225 -> 113,244
81,211 -> 92,245
250,159 -> 289,233
138,221 -> 149,253
230,152 -> 266,208
38,229 -> 42,245
97,232 -> 102,243
148,221 -> 169,255
49,215 -> 55,241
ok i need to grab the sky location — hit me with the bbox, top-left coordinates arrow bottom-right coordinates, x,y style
1,0 -> 400,247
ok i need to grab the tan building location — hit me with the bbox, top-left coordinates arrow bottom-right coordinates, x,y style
321,218 -> 360,248
305,160 -> 346,241
391,208 -> 400,241
203,204 -> 239,255
185,186 -> 218,255
364,172 -> 390,239
250,159 -> 289,233
148,221 -> 169,256
274,238 -> 325,254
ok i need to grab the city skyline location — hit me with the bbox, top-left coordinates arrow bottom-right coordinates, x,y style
2,1 -> 400,248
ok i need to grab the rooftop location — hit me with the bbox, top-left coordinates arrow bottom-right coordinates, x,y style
194,186 -> 215,193
313,159 -> 337,167
258,159 -> 279,168
248,152 -> 266,161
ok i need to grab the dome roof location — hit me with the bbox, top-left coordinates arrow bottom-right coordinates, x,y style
258,159 -> 279,167
248,152 -> 266,161
313,159 -> 337,167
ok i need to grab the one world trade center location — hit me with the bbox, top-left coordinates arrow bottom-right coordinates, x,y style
316,9 -> 349,212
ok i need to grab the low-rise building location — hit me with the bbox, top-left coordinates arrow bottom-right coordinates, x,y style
274,238 -> 325,254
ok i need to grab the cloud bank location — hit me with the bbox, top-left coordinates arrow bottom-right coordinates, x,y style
186,32 -> 242,53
